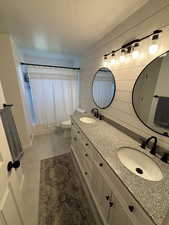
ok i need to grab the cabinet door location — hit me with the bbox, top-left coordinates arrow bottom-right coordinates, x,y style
83,155 -> 93,184
99,176 -> 112,222
91,163 -> 112,223
108,192 -> 133,225
91,163 -> 103,204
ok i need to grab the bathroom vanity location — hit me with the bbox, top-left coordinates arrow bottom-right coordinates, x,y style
71,113 -> 169,225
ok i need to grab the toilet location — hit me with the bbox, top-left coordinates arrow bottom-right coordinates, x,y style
61,108 -> 85,137
61,120 -> 71,137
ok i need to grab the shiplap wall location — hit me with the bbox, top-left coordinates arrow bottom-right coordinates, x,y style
79,0 -> 169,151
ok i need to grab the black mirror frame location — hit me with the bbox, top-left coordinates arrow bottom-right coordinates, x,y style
92,67 -> 116,109
132,50 -> 169,137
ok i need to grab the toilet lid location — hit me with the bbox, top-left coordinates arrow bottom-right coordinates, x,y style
62,120 -> 71,126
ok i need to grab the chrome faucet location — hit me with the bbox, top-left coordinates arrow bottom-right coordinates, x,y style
141,136 -> 157,155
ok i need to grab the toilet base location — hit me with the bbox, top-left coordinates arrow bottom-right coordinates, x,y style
63,128 -> 71,138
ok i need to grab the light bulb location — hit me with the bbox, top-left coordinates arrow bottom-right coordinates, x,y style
120,55 -> 125,63
148,32 -> 160,55
148,44 -> 158,54
120,48 -> 126,63
132,50 -> 139,59
103,61 -> 108,67
110,59 -> 116,65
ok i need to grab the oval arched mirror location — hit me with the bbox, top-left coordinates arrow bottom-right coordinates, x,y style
92,67 -> 116,109
132,50 -> 169,137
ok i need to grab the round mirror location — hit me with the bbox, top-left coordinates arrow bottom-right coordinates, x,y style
132,50 -> 169,137
92,67 -> 116,109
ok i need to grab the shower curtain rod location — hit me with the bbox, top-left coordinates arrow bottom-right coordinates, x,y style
20,62 -> 80,70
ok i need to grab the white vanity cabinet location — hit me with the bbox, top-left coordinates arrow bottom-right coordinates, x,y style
71,121 -> 154,225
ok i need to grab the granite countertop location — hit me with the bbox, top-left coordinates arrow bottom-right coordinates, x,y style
71,112 -> 169,225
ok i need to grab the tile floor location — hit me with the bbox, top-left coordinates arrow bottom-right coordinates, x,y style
21,128 -> 70,225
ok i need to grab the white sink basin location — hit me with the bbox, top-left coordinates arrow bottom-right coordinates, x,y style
80,117 -> 96,124
117,147 -> 163,181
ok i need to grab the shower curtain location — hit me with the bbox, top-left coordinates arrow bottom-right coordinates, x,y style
28,66 -> 79,128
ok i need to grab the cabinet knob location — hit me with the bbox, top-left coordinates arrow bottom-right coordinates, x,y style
85,171 -> 88,175
71,122 -> 73,125
85,153 -> 88,157
99,163 -> 103,167
73,137 -> 77,141
105,195 -> 109,200
85,143 -> 89,146
77,131 -> 80,134
109,202 -> 114,207
128,205 -> 134,212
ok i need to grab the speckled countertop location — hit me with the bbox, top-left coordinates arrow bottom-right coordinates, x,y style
71,112 -> 169,225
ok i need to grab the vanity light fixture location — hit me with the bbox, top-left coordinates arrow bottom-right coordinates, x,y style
103,29 -> 162,64
103,60 -> 109,67
103,54 -> 109,66
110,58 -> 116,65
120,49 -> 126,63
110,51 -> 116,64
132,42 -> 140,59
148,30 -> 161,55
104,54 -> 108,60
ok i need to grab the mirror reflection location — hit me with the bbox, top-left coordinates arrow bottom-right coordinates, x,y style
133,51 -> 169,136
92,68 -> 116,109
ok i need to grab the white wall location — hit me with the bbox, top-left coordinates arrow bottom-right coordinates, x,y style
12,40 -> 33,143
20,49 -> 80,68
79,0 -> 169,151
0,33 -> 31,148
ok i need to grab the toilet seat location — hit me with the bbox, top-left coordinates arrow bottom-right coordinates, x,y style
61,120 -> 71,128
61,120 -> 71,126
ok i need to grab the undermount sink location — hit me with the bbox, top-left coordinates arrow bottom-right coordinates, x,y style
117,147 -> 163,181
80,117 -> 96,124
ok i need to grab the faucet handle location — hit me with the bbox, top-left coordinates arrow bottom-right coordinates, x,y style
91,108 -> 94,114
98,113 -> 103,120
150,145 -> 157,155
91,108 -> 97,112
140,140 -> 146,149
161,153 -> 169,163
